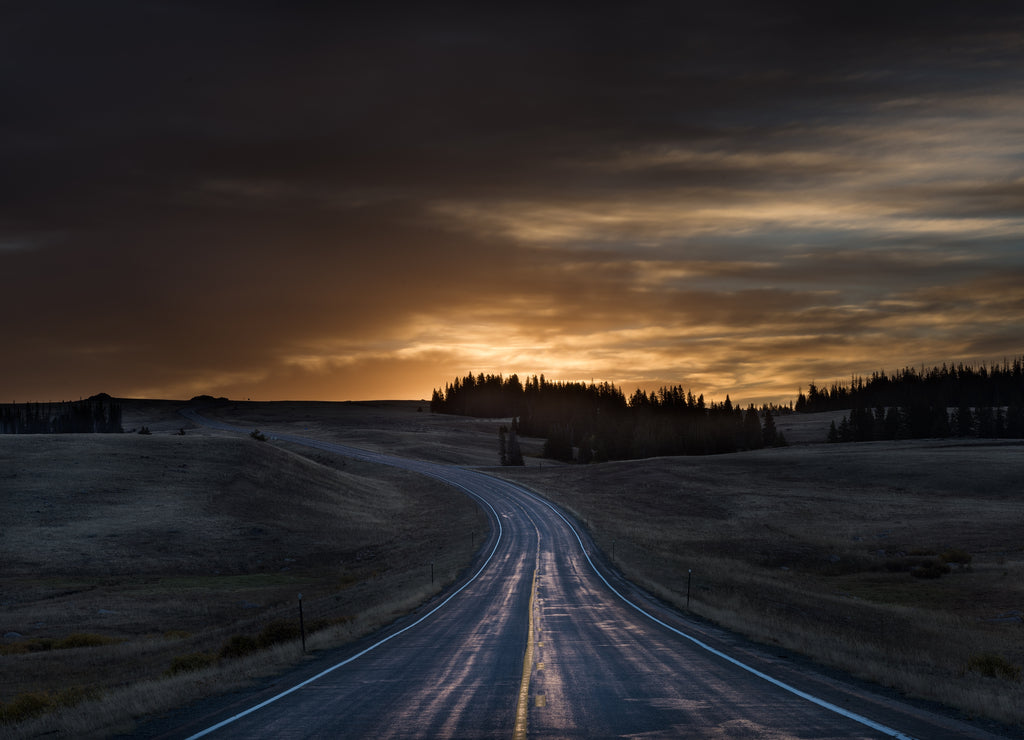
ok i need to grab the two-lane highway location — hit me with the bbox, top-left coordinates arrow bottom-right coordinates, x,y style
158,411 -> 1010,739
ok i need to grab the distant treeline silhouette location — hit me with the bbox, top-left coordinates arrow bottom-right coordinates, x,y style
794,358 -> 1024,442
0,395 -> 123,434
431,374 -> 785,461
827,401 -> 1024,443
821,364 -> 1024,443
795,358 -> 1024,413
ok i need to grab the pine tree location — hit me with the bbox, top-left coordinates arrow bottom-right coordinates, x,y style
762,409 -> 778,446
507,426 -> 524,466
742,405 -> 763,449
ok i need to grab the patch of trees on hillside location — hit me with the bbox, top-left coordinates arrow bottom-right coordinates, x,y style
0,395 -> 123,434
431,373 -> 786,462
793,357 -> 1024,443
796,358 -> 1024,413
828,402 -> 1024,443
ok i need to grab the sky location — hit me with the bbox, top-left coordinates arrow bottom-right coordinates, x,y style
3,2 -> 1023,405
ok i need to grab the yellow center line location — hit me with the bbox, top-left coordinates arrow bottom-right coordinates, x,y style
513,564 -> 538,740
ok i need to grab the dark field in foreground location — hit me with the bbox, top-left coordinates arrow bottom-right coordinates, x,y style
201,400 -> 1024,727
494,439 -> 1024,726
0,419 -> 486,737
2,399 -> 1023,734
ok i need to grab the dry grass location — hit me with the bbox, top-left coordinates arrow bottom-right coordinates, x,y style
5,399 -> 1023,734
194,401 -> 1024,727
494,437 -> 1024,727
187,398 -> 544,467
0,420 -> 487,736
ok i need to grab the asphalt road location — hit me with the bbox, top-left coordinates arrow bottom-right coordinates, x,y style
151,411 -> 1010,739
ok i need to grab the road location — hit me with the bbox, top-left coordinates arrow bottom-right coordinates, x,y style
152,411 -> 1009,739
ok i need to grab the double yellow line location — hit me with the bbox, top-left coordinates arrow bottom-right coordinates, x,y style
513,563 -> 538,740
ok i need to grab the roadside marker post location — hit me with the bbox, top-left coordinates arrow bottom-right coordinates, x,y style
687,569 -> 692,609
298,594 -> 306,654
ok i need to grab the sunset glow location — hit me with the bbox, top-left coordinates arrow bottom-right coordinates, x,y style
2,5 -> 1022,406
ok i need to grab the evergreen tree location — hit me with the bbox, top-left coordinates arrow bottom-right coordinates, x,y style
762,409 -> 778,446
975,406 -> 995,438
930,406 -> 951,438
543,427 -> 573,462
953,402 -> 974,437
742,405 -> 763,449
883,406 -> 900,439
507,425 -> 524,466
578,434 -> 594,464
837,416 -> 851,442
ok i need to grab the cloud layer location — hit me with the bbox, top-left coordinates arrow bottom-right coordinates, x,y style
3,3 -> 1022,403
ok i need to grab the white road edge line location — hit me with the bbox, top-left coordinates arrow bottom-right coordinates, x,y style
181,417 -> 504,739
186,482 -> 500,739
509,480 -> 918,740
181,409 -> 912,739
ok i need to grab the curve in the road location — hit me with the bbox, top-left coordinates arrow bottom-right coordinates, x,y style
172,408 -> 1007,740
512,486 -> 915,740
184,479 -> 505,740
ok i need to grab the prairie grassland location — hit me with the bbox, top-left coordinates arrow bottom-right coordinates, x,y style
494,438 -> 1024,726
200,401 -> 1024,726
0,428 -> 487,737
188,398 -> 536,467
5,399 -> 1023,734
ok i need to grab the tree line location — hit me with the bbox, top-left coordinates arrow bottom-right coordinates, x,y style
823,397 -> 1024,442
431,373 -> 785,463
0,395 -> 123,434
796,358 -> 1024,413
828,401 -> 1024,443
794,357 -> 1024,443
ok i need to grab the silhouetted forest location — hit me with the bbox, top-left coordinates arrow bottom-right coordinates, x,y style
0,395 -> 123,434
796,358 -> 1024,413
820,359 -> 1024,442
431,374 -> 785,462
434,358 -> 1024,460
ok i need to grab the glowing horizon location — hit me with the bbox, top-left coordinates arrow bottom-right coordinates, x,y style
3,6 -> 1022,407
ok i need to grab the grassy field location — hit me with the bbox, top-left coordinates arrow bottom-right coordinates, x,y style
196,401 -> 1024,727
2,399 -> 1023,734
494,436 -> 1024,727
0,412 -> 487,737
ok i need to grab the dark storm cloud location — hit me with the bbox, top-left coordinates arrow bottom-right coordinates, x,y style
2,2 -> 1023,401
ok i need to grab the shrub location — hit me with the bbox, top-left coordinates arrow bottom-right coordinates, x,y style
940,548 -> 972,566
138,426 -> 151,435
0,691 -> 53,724
1,633 -> 120,654
0,687 -> 98,724
910,560 -> 950,579
966,652 -> 1022,681
257,620 -> 301,648
218,634 -> 258,660
165,652 -> 217,676
250,429 -> 267,441
55,633 -> 120,649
